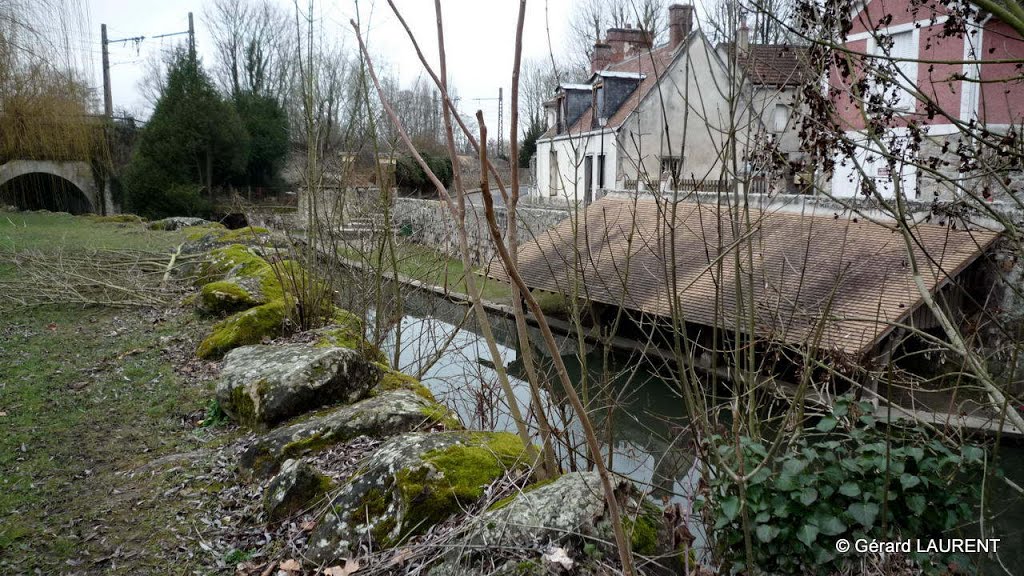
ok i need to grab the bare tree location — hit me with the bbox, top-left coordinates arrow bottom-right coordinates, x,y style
704,0 -> 798,45
566,0 -> 668,79
206,0 -> 291,99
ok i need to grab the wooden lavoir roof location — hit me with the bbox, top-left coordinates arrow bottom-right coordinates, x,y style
504,197 -> 1000,356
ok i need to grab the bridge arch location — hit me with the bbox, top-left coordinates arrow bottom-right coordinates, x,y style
0,160 -> 103,214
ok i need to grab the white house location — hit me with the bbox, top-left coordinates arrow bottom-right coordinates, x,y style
534,4 -> 812,203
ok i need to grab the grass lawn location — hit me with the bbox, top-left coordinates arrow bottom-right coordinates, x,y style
0,210 -> 231,573
342,240 -> 514,303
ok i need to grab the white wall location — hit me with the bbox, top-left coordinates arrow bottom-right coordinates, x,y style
831,128 -> 918,199
535,129 -> 618,203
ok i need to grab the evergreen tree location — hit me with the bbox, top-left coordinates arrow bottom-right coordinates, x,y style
232,91 -> 289,189
123,49 -> 249,218
519,120 -> 544,169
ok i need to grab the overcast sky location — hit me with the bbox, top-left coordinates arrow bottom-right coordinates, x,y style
84,0 -> 577,132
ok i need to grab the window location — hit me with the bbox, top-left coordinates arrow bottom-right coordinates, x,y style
772,104 -> 789,133
872,29 -> 917,112
597,154 -> 606,188
594,83 -> 606,124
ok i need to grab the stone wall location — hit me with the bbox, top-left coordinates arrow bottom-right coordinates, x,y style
917,132 -> 1024,203
392,198 -> 570,266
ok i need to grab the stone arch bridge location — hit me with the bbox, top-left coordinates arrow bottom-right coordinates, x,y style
0,159 -> 116,214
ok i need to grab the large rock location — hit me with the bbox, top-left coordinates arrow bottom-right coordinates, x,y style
182,225 -> 276,254
240,390 -> 460,479
467,471 -> 662,554
263,459 -> 332,522
432,473 -> 670,575
147,216 -> 222,231
216,344 -> 382,428
196,300 -> 288,360
305,431 -> 532,564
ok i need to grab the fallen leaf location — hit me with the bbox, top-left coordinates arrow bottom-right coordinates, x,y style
324,559 -> 360,576
278,559 -> 301,573
46,322 -> 57,331
542,547 -> 574,572
299,519 -> 317,532
0,411 -> 7,417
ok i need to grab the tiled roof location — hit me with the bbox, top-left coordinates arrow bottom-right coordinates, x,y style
727,43 -> 813,87
501,197 -> 999,355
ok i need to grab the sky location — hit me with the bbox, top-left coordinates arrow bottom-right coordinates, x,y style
83,0 -> 577,133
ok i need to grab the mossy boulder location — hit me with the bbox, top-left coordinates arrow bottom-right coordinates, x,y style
374,368 -> 435,403
182,225 -> 278,253
263,459 -> 333,522
216,343 -> 382,428
196,244 -> 274,286
239,390 -> 459,479
314,311 -> 388,365
196,300 -> 288,360
436,472 -> 667,573
147,216 -> 221,231
305,431 -> 532,564
199,279 -> 264,316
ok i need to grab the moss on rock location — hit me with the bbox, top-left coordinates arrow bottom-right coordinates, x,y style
623,503 -> 662,555
199,280 -> 260,315
392,434 -> 527,536
239,390 -> 451,479
196,300 -> 287,360
197,244 -> 272,285
314,309 -> 388,365
305,432 -> 532,563
377,369 -> 435,403
186,225 -> 271,243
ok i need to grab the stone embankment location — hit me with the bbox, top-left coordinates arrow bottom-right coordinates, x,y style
165,224 -> 682,574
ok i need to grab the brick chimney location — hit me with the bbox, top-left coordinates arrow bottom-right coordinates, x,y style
606,25 -> 653,62
668,4 -> 693,49
736,22 -> 750,55
591,42 -> 614,73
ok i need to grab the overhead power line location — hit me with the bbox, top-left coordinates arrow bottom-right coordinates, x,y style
100,13 -> 194,117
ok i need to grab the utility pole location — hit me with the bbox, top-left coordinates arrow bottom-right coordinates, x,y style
100,15 -> 192,117
473,88 -> 505,158
101,24 -> 112,118
188,12 -> 195,61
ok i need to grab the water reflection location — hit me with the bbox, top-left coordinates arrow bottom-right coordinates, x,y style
373,302 -> 700,505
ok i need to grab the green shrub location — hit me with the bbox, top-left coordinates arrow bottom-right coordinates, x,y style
701,395 -> 985,575
395,151 -> 453,194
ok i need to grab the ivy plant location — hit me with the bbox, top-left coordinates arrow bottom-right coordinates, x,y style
699,395 -> 986,575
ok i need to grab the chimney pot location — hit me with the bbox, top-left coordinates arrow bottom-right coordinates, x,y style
591,42 -> 614,73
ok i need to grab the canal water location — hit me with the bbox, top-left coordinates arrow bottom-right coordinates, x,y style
340,276 -> 1024,571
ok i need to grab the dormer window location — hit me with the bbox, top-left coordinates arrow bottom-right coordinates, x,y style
595,83 -> 606,123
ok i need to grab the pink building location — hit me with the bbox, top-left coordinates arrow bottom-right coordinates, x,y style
829,0 -> 1024,199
